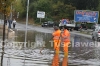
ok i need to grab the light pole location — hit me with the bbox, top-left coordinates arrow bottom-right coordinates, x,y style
24,0 -> 29,50
24,0 -> 29,65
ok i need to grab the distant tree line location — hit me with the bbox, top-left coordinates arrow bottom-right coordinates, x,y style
13,0 -> 100,23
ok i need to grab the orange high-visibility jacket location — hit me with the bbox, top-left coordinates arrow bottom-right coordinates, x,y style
52,30 -> 61,40
61,29 -> 70,42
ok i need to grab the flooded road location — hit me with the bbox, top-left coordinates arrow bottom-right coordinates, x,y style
0,29 -> 100,66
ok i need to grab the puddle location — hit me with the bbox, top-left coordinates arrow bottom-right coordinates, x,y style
0,30 -> 100,66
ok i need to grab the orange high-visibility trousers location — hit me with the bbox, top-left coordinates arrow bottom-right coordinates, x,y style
54,40 -> 61,51
63,41 -> 70,56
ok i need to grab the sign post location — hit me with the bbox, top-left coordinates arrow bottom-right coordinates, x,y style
74,10 -> 99,23
40,17 -> 41,23
37,11 -> 45,23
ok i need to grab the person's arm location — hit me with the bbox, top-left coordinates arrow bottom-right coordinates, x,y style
52,31 -> 56,36
65,32 -> 70,39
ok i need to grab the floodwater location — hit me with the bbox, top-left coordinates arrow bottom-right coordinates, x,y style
0,30 -> 100,66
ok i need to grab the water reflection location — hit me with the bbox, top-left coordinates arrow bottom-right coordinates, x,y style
1,30 -> 54,66
52,54 -> 59,66
0,28 -> 9,66
15,30 -> 52,50
7,29 -> 15,42
0,30 -> 100,66
62,56 -> 68,66
52,53 -> 68,66
1,46 -> 4,66
68,35 -> 100,66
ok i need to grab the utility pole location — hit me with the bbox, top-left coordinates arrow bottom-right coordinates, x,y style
24,0 -> 29,65
24,0 -> 29,49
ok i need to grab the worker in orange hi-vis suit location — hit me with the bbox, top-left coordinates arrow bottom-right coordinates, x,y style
61,25 -> 70,57
52,26 -> 61,54
52,53 -> 59,66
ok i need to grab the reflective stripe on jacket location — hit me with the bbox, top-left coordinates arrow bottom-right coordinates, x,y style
52,30 -> 61,40
61,29 -> 70,42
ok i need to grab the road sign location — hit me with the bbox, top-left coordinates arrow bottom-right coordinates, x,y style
74,10 -> 99,23
37,11 -> 45,18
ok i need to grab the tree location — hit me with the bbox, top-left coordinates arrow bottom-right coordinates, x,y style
52,1 -> 76,21
0,1 -> 16,66
0,0 -> 15,16
13,0 -> 25,18
30,0 -> 53,22
70,0 -> 99,10
13,0 -> 100,23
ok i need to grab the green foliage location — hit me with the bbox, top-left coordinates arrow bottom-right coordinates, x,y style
52,1 -> 75,20
29,0 -> 53,22
13,0 -> 24,13
12,0 -> 27,18
70,0 -> 99,10
13,0 -> 100,23
0,0 -> 15,16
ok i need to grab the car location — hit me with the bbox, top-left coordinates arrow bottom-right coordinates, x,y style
81,23 -> 87,30
47,21 -> 54,27
92,27 -> 100,41
41,21 -> 54,27
59,20 -> 75,31
91,24 -> 100,30
74,23 -> 81,31
74,23 -> 87,31
41,22 -> 48,27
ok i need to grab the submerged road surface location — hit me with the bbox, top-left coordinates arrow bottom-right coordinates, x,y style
0,22 -> 100,66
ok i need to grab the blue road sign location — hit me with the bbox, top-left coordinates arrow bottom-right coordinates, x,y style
74,10 -> 99,23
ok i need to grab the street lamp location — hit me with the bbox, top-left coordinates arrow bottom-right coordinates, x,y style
24,0 -> 29,49
24,0 -> 29,65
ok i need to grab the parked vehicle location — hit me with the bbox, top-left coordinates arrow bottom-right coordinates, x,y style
74,23 -> 81,31
59,19 -> 89,31
92,27 -> 100,41
91,24 -> 100,30
59,20 -> 75,31
81,23 -> 87,30
41,21 -> 54,27
74,22 -> 88,31
41,22 -> 48,27
47,21 -> 54,27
